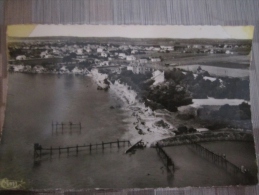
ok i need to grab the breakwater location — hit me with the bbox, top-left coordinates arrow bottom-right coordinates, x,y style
154,131 -> 254,147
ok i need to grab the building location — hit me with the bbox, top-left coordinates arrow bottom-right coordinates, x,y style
101,52 -> 108,57
97,48 -> 104,53
76,49 -> 83,55
126,55 -> 136,61
16,55 -> 26,60
99,61 -> 109,66
119,53 -> 126,59
138,58 -> 148,63
150,57 -> 161,62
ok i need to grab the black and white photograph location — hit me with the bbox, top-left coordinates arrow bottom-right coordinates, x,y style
0,25 -> 257,189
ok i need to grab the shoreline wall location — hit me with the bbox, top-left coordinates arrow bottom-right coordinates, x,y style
154,132 -> 254,147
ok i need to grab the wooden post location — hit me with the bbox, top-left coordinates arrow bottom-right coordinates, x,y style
117,139 -> 120,148
90,143 -> 92,153
34,143 -> 39,159
76,145 -> 78,155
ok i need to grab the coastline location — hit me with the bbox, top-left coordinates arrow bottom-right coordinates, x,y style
92,69 -> 175,147
9,68 -> 176,147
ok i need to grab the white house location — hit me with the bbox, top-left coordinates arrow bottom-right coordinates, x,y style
43,54 -> 53,58
126,55 -> 136,61
40,51 -> 49,58
196,128 -> 209,133
101,52 -> 108,58
99,61 -> 109,66
150,57 -> 161,62
131,50 -> 138,54
16,55 -> 26,60
138,58 -> 148,63
119,53 -> 126,59
76,49 -> 83,55
97,48 -> 104,53
160,46 -> 174,51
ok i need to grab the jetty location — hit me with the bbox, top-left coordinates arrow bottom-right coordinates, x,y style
125,139 -> 145,154
34,139 -> 131,162
189,141 -> 256,184
155,143 -> 175,172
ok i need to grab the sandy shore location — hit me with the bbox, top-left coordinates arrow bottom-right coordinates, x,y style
90,69 -> 175,147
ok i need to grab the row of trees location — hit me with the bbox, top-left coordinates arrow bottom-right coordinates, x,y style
164,68 -> 250,100
107,69 -> 193,112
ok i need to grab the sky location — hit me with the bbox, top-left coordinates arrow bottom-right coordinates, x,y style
7,25 -> 254,40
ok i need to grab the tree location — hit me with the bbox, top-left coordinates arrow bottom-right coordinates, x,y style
147,81 -> 192,112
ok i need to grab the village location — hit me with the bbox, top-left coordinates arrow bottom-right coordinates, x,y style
8,38 -> 251,74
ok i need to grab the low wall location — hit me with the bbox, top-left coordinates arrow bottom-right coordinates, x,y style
153,131 -> 254,147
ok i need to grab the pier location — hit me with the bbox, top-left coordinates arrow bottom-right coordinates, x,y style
52,121 -> 82,133
155,143 -> 174,172
34,140 -> 131,162
189,142 -> 256,184
125,139 -> 145,154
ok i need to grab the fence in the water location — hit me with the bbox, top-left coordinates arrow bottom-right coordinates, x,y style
189,142 -> 256,184
34,140 -> 131,162
51,121 -> 82,133
155,143 -> 174,172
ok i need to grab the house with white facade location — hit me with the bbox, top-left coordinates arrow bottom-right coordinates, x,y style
97,48 -> 104,53
16,55 -> 26,60
150,57 -> 161,62
119,53 -> 126,59
101,52 -> 108,58
126,55 -> 136,61
138,58 -> 148,63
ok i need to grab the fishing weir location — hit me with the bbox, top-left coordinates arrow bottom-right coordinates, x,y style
189,142 -> 256,184
34,140 -> 131,163
155,143 -> 175,172
52,121 -> 82,134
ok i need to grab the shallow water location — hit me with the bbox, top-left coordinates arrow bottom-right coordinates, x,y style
0,73 -> 257,189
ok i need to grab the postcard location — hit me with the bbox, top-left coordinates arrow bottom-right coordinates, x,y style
0,25 -> 257,189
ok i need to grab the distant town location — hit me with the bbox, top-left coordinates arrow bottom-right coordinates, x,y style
8,37 -> 251,74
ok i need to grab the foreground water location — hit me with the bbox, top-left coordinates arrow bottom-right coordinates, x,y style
0,73 -> 257,189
